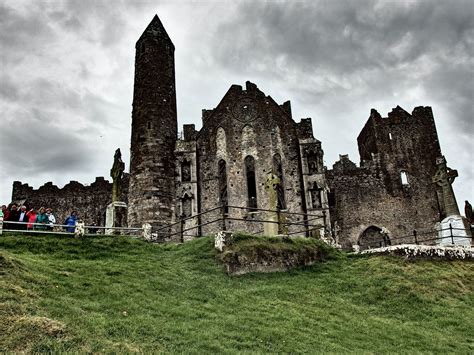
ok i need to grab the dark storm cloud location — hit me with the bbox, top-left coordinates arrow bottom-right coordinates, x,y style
0,109 -> 95,174
0,0 -> 471,208
0,3 -> 56,60
213,0 -> 473,124
215,1 -> 473,73
0,74 -> 20,101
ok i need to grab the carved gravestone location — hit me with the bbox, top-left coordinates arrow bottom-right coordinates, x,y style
106,148 -> 127,235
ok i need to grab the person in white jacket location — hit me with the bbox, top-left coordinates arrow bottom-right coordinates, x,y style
46,208 -> 56,231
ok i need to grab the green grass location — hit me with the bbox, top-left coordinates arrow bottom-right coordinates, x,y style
1,234 -> 473,352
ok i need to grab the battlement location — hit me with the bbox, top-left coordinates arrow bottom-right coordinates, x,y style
280,100 -> 292,117
357,105 -> 439,164
366,105 -> 434,127
182,124 -> 197,141
297,118 -> 314,139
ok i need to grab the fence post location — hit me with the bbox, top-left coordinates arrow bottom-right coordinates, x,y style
449,223 -> 454,245
413,230 -> 418,245
180,215 -> 185,243
0,217 -> 3,235
142,223 -> 152,241
74,221 -> 85,239
222,204 -> 227,231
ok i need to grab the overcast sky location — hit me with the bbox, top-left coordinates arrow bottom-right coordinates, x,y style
1,0 -> 472,213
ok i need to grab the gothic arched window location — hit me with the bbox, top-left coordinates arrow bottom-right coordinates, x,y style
272,153 -> 286,210
218,159 -> 228,213
245,156 -> 257,209
182,195 -> 192,218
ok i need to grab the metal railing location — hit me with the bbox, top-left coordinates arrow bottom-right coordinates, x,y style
148,204 -> 328,243
0,219 -> 144,237
358,224 -> 473,250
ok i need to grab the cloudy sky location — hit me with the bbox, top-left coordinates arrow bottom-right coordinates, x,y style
1,0 -> 472,212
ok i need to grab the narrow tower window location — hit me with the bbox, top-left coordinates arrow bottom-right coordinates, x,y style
400,171 -> 409,185
245,156 -> 257,209
309,182 -> 322,209
388,132 -> 393,140
218,159 -> 228,213
307,151 -> 319,174
181,160 -> 191,182
147,121 -> 152,130
272,153 -> 286,209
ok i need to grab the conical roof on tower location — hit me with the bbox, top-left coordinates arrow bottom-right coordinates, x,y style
137,14 -> 174,48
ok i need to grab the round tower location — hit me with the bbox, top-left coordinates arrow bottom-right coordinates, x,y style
128,15 -> 177,228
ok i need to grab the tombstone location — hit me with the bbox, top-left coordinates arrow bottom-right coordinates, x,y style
106,148 -> 128,234
433,156 -> 470,246
264,172 -> 280,236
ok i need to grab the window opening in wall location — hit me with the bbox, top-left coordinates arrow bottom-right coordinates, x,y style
181,160 -> 191,182
400,171 -> 409,185
309,182 -> 322,209
147,121 -> 151,130
218,159 -> 228,213
182,195 -> 192,218
307,151 -> 319,174
245,156 -> 257,209
388,132 -> 393,140
272,153 -> 286,209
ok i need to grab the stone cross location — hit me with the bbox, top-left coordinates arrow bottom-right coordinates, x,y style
264,172 -> 281,236
110,148 -> 125,203
432,156 -> 459,217
265,172 -> 281,211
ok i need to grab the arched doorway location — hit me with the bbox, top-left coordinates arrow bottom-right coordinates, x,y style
358,226 -> 391,250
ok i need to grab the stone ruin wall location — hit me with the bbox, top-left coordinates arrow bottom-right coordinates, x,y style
327,159 -> 421,248
327,106 -> 444,249
195,82 -> 321,236
11,175 -> 129,228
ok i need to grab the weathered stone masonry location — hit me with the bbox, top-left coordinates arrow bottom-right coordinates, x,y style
12,175 -> 129,227
11,15 -> 460,249
327,106 -> 444,248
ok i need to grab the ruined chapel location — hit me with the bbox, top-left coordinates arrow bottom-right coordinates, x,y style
11,15 -> 462,249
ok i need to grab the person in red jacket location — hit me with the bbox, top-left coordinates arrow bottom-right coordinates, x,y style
26,208 -> 37,230
1,205 -> 10,221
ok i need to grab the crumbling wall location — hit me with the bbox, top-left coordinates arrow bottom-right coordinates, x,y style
174,125 -> 199,241
11,175 -> 129,228
327,106 -> 443,249
196,81 -> 310,236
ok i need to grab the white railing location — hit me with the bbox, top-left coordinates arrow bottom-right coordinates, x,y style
0,218 -> 147,239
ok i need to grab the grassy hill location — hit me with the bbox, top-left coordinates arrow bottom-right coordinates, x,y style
1,234 -> 473,352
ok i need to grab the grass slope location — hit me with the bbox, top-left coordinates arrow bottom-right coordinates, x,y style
1,234 -> 473,352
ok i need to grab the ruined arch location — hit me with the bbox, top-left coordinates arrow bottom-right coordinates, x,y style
358,225 -> 391,250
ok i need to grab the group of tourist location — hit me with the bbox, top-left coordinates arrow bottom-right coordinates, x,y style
0,204 -> 78,232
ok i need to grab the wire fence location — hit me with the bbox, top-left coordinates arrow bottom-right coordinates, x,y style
1,206 -> 472,249
148,204 -> 328,242
357,223 -> 473,250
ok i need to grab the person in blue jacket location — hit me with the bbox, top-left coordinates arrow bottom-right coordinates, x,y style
64,211 -> 78,233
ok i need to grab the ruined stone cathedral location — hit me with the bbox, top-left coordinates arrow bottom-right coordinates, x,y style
12,15 -> 461,249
